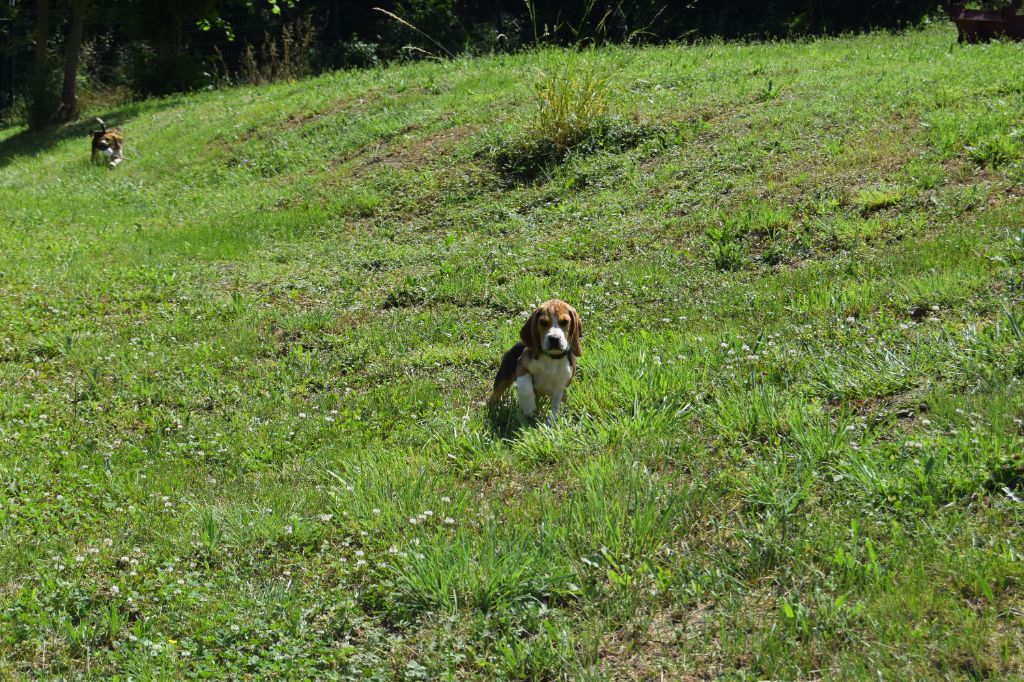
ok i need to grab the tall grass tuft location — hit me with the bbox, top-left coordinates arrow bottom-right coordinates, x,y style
490,59 -> 625,178
386,526 -> 569,618
530,63 -> 610,151
551,452 -> 702,566
489,58 -> 674,178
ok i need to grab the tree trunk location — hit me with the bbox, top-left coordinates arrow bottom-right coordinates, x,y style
58,0 -> 90,123
29,0 -> 51,128
32,0 -> 49,80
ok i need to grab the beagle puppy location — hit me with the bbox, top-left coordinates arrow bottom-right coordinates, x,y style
90,118 -> 125,168
489,299 -> 582,424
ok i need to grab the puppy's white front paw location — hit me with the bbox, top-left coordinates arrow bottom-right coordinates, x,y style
515,376 -> 537,419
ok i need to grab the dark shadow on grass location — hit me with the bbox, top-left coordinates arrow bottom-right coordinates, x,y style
485,119 -> 684,184
485,401 -> 529,440
0,99 -> 158,168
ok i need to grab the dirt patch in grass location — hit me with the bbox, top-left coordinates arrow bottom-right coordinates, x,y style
283,93 -> 384,130
341,122 -> 482,175
598,605 -> 713,680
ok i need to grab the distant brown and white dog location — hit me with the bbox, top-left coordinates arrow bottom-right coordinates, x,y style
489,299 -> 582,424
90,118 -> 125,168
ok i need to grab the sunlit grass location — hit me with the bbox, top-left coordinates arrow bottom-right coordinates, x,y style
1,24 -> 1023,680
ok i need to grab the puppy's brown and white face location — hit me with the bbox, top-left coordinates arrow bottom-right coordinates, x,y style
520,299 -> 582,357
92,130 -> 124,159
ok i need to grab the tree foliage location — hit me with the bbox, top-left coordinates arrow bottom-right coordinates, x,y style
1,0 -> 952,127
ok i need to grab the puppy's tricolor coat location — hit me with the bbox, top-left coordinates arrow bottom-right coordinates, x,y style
90,118 -> 125,168
489,299 -> 582,424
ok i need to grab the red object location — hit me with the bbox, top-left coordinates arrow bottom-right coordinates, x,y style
950,1 -> 1024,43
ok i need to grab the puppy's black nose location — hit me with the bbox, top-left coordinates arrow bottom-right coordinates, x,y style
545,335 -> 561,346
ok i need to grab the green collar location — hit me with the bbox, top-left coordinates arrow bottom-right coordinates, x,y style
540,348 -> 571,360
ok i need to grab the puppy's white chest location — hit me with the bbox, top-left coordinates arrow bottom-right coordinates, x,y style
526,356 -> 572,397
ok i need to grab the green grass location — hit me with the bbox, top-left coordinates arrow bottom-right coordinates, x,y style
1,25 -> 1024,679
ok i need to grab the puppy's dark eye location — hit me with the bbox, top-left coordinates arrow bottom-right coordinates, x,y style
559,317 -> 569,326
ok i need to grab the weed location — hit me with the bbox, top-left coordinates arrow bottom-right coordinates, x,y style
756,78 -> 781,102
855,185 -> 903,214
967,133 -> 1021,168
488,59 -> 670,179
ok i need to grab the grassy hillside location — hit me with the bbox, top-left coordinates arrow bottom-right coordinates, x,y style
1,25 -> 1023,679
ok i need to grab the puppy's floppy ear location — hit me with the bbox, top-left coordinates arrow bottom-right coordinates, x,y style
520,308 -> 541,354
568,305 -> 583,357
